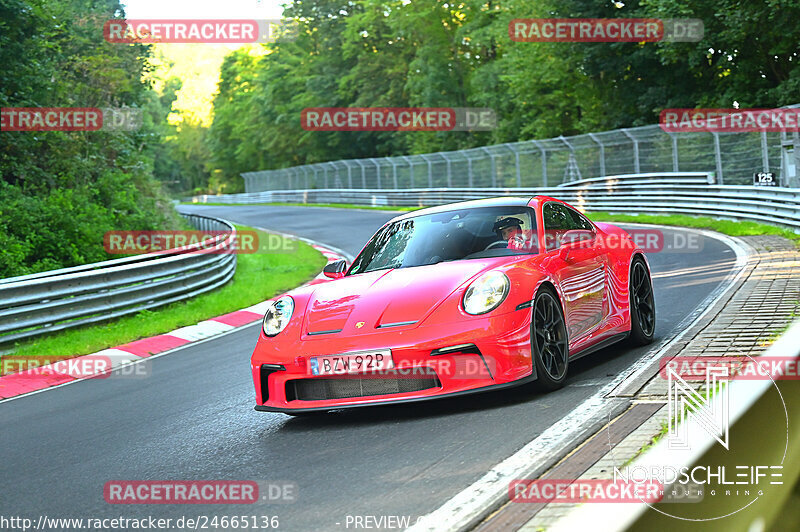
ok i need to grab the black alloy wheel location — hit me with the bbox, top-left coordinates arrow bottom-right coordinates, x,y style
531,288 -> 569,391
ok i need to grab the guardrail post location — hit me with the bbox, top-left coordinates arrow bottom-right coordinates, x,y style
355,159 -> 367,188
421,154 -> 434,187
481,147 -> 497,187
761,131 -> 770,174
388,157 -> 398,189
328,162 -> 339,188
503,143 -> 521,187
712,132 -> 724,184
370,158 -> 381,188
622,128 -> 640,173
668,132 -> 679,172
401,155 -> 415,188
530,140 -> 547,187
441,153 -> 453,187
589,133 -> 605,177
559,136 -> 582,182
793,132 -> 800,188
345,162 -> 353,188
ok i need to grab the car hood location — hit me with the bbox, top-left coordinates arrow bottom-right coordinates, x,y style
302,260 -> 500,334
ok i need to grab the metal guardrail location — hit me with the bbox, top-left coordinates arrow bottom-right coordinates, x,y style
0,214 -> 238,347
194,172 -> 800,230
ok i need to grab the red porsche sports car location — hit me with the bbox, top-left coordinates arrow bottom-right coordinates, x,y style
251,196 -> 655,414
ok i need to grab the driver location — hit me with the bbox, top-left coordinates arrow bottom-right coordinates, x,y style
492,217 -> 526,250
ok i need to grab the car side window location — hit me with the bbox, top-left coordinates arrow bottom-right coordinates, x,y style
565,208 -> 594,232
543,203 -> 591,250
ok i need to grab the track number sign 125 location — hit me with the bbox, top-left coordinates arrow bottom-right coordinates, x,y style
754,172 -> 777,186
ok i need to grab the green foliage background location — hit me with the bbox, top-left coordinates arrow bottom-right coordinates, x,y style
208,0 -> 800,189
0,0 -> 181,277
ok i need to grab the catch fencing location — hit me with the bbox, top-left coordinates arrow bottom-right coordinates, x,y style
241,105 -> 800,191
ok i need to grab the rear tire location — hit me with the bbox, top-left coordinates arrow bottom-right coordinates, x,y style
530,287 -> 569,392
628,257 -> 656,346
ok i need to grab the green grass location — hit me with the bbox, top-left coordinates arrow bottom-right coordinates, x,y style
181,201 -> 420,212
3,226 -> 326,361
759,305 -> 800,347
621,422 -> 670,467
586,211 -> 800,243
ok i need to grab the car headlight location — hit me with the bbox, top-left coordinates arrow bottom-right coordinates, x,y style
263,296 -> 294,336
463,271 -> 510,315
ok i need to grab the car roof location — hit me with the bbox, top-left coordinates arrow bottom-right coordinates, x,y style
390,196 -> 536,222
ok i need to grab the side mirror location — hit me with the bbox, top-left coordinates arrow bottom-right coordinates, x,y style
559,230 -> 595,260
561,230 -> 595,247
323,259 -> 347,279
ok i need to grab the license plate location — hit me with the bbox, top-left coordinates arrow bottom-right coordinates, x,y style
309,350 -> 394,376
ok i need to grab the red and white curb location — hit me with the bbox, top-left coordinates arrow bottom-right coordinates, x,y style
0,239 -> 351,401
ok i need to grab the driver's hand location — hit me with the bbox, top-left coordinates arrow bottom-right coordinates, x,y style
506,230 -> 529,250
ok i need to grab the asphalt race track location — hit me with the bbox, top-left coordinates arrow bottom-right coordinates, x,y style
0,205 -> 741,531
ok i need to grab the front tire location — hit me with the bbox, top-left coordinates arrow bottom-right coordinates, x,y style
628,257 -> 656,345
531,287 -> 569,392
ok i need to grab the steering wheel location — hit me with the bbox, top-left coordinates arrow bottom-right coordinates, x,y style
484,240 -> 508,251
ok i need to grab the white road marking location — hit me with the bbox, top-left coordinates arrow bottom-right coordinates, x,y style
167,320 -> 235,341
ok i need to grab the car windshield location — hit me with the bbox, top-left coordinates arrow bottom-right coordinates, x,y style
348,206 -> 538,275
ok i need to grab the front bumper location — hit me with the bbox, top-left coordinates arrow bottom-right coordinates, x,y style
251,310 -> 534,412
254,374 -> 537,413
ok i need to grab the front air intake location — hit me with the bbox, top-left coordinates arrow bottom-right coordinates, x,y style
285,370 -> 440,401
260,364 -> 285,403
